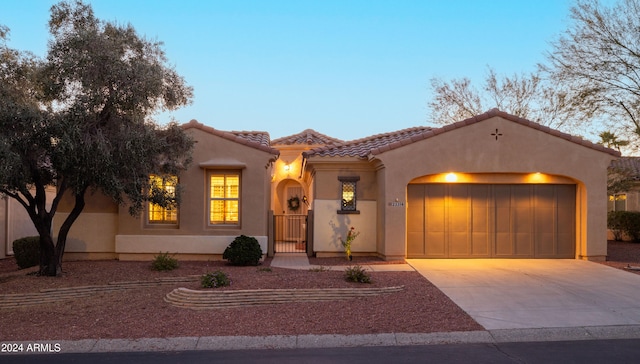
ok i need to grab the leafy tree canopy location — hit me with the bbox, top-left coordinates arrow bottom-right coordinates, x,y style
0,0 -> 194,276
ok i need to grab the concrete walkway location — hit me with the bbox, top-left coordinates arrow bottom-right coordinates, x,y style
270,253 -> 415,272
407,259 -> 640,330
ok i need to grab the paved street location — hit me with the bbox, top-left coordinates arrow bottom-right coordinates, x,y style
4,339 -> 640,363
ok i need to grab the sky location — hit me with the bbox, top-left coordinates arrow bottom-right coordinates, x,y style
1,0 -> 576,142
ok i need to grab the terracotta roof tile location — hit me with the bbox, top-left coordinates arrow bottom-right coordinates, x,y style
304,109 -> 621,159
611,157 -> 640,179
271,129 -> 343,146
182,120 -> 279,155
303,126 -> 433,158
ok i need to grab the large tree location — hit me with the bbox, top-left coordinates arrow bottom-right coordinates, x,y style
0,1 -> 194,276
544,0 -> 640,147
428,67 -> 577,131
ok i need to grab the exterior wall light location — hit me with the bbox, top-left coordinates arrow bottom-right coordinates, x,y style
445,173 -> 457,182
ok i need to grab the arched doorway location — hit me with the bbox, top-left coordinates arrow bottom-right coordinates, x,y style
274,179 -> 307,253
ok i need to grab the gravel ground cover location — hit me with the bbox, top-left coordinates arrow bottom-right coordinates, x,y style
0,241 -> 638,341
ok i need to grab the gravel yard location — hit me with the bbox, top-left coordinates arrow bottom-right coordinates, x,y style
0,241 -> 638,341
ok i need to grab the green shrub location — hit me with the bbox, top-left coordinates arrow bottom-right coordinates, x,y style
201,270 -> 231,288
223,235 -> 263,266
344,265 -> 371,283
151,252 -> 179,271
608,211 -> 626,241
608,211 -> 640,242
12,236 -> 40,269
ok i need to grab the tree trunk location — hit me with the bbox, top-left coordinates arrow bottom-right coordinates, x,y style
38,233 -> 58,276
37,188 -> 87,277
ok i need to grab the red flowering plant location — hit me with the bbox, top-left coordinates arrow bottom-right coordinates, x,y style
339,226 -> 360,261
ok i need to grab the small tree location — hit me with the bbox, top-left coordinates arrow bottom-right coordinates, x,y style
0,1 -> 194,276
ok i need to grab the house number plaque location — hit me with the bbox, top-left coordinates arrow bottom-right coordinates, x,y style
389,202 -> 404,207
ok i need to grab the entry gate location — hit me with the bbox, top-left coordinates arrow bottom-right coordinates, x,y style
273,214 -> 307,253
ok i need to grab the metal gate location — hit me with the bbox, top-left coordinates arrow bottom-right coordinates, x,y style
273,214 -> 307,253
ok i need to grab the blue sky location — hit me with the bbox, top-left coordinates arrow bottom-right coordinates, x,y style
2,0 -> 574,141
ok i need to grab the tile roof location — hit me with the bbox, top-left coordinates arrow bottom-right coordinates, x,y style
304,109 -> 621,159
271,129 -> 344,146
304,126 -> 433,158
182,120 -> 279,155
611,157 -> 640,179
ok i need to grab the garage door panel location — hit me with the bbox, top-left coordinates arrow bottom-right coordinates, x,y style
406,185 -> 425,257
407,232 -> 425,256
514,233 -> 533,256
557,233 -> 575,256
495,233 -> 512,256
449,233 -> 470,256
472,233 -> 490,256
425,232 -> 446,257
513,207 -> 532,234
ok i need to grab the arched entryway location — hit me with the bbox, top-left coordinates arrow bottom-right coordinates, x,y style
273,179 -> 308,253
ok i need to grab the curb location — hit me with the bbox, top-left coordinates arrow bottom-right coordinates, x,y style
4,325 -> 640,354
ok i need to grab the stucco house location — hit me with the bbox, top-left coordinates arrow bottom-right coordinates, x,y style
608,157 -> 640,213
1,109 -> 620,261
303,109 -> 619,261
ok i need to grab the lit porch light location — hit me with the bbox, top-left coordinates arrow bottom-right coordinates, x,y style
445,173 -> 457,182
283,164 -> 290,173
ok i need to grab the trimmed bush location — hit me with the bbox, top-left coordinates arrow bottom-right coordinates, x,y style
12,236 -> 40,269
151,252 -> 179,271
607,211 -> 640,242
223,235 -> 263,266
608,211 -> 626,241
201,270 -> 231,288
344,265 -> 371,283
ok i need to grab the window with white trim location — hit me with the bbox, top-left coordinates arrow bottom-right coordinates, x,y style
608,193 -> 627,212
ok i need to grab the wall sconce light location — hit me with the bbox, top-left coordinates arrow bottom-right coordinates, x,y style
445,172 -> 457,182
283,164 -> 290,172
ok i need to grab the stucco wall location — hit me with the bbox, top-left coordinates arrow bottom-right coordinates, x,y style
59,212 -> 118,254
115,234 -> 267,260
312,199 -> 377,255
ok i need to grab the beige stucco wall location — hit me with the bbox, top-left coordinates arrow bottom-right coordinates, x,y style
115,234 -> 268,260
372,116 -> 616,260
61,212 -> 118,254
312,199 -> 377,255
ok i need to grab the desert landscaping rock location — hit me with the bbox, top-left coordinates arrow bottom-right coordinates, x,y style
164,286 -> 405,309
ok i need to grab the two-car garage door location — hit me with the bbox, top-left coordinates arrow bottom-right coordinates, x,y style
407,184 -> 576,258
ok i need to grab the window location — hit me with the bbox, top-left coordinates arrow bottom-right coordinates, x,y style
608,193 -> 627,212
209,172 -> 240,225
338,176 -> 360,214
148,175 -> 178,224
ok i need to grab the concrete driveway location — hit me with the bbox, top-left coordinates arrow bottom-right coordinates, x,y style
407,259 -> 640,330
